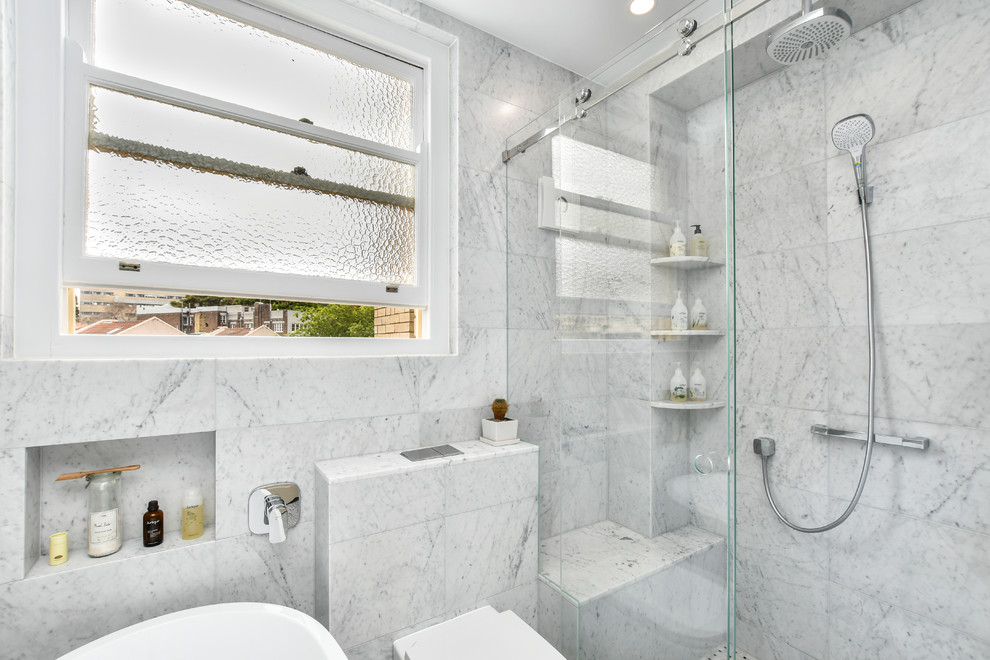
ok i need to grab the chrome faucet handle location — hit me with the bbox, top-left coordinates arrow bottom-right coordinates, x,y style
248,482 -> 300,544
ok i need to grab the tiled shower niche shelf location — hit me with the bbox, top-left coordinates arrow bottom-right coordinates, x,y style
651,400 -> 726,410
650,256 -> 723,269
651,329 -> 725,338
28,526 -> 215,578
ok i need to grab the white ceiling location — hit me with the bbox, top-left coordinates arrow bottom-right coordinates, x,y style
417,0 -> 691,77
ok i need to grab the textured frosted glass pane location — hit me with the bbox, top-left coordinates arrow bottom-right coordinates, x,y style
553,136 -> 652,209
93,0 -> 414,149
86,152 -> 416,284
90,87 -> 414,201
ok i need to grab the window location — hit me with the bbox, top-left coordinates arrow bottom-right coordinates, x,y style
13,0 -> 451,358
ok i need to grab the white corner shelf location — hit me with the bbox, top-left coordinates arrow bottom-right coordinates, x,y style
650,256 -> 724,269
651,329 -> 725,338
651,400 -> 726,410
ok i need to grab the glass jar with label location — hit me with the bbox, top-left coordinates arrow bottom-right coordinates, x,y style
86,471 -> 122,557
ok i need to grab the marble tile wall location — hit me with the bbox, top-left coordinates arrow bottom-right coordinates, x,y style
728,0 -> 990,657
0,0 -> 576,657
314,441 -> 539,659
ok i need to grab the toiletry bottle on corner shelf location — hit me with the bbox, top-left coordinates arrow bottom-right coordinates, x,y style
143,500 -> 164,547
181,487 -> 204,540
671,291 -> 689,331
689,365 -> 707,402
689,224 -> 707,257
669,223 -> 687,257
670,364 -> 688,402
690,296 -> 707,330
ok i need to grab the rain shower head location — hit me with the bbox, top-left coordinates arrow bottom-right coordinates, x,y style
832,113 -> 876,199
766,2 -> 852,65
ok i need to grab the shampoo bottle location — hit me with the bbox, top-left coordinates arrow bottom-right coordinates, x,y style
670,364 -> 688,403
671,291 -> 689,331
690,296 -> 708,330
669,223 -> 687,257
143,500 -> 164,547
689,365 -> 707,402
689,224 -> 707,257
181,487 -> 204,541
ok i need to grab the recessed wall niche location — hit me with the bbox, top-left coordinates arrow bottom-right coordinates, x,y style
34,432 -> 216,567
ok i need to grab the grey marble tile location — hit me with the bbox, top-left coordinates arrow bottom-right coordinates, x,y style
214,521 -> 315,617
827,218 -> 990,327
828,323 -> 990,429
733,58 -> 826,185
330,519 -> 445,649
651,436 -> 692,535
826,413 -> 990,536
825,2 -> 990,153
444,497 -> 538,611
506,177 -> 555,260
418,328 -> 506,411
735,550 -> 828,660
537,579 -> 580,660
559,460 -> 607,534
215,415 -> 419,539
734,161 -> 828,257
330,467 -> 445,543
0,540 -> 215,659
40,433 -> 215,551
507,253 -> 555,331
735,328 -> 830,411
734,404 -> 829,495
0,358 -> 215,448
0,448 -> 26,583
507,328 -> 559,405
459,88 -> 538,174
828,503 -> 990,640
446,450 -> 538,516
826,111 -> 990,242
736,245 -> 829,330
459,246 -> 508,331
827,581 -> 990,660
417,405 -> 490,447
215,356 -> 418,429
459,165 -> 506,256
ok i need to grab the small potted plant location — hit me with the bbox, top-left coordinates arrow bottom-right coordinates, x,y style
481,398 -> 519,445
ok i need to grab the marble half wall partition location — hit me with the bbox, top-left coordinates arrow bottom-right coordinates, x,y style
315,440 -> 539,660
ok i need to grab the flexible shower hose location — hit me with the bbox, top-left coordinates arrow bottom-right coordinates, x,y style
758,194 -> 876,533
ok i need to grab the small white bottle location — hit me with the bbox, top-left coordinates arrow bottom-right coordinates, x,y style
669,223 -> 687,257
671,291 -> 689,331
689,224 -> 707,257
689,365 -> 707,402
690,296 -> 708,330
670,363 -> 688,402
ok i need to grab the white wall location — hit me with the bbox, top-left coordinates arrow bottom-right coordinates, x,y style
0,1 -> 576,658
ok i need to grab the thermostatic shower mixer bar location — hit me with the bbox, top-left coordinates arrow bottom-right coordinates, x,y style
810,424 -> 930,450
501,0 -> 773,163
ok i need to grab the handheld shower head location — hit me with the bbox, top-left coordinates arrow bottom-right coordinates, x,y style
832,113 -> 876,201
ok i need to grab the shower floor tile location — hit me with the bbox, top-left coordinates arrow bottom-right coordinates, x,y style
701,645 -> 761,660
538,520 -> 723,604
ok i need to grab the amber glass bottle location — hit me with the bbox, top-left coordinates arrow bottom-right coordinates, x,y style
143,500 -> 164,547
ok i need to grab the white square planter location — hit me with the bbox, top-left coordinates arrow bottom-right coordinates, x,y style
481,418 -> 519,444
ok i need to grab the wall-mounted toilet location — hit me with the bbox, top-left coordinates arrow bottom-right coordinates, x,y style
392,606 -> 564,660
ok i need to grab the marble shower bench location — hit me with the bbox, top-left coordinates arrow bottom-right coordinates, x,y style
314,440 -> 539,660
538,521 -> 727,660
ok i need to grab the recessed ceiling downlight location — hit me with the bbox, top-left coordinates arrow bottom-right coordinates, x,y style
629,0 -> 655,16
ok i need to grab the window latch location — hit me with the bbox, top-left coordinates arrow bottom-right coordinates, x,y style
118,261 -> 141,272
386,285 -> 399,293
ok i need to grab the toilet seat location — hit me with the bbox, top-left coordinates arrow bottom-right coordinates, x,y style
392,606 -> 564,660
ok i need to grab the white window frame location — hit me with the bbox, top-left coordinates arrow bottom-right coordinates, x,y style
12,0 -> 453,358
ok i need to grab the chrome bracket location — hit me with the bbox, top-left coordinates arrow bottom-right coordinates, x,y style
678,38 -> 696,56
574,88 -> 592,105
677,18 -> 698,37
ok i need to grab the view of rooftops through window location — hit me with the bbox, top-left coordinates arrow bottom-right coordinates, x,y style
67,288 -> 420,338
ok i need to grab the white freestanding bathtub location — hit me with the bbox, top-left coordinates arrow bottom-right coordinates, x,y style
57,602 -> 348,660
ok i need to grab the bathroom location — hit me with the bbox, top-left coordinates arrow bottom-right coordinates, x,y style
1,0 -> 988,658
